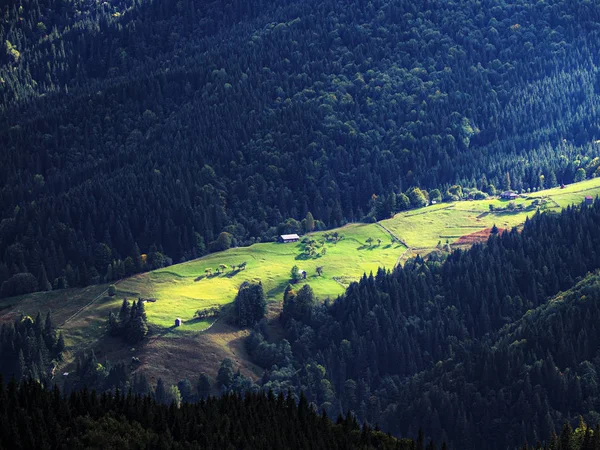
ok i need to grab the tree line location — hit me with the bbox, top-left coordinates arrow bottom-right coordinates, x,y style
0,377 -> 427,449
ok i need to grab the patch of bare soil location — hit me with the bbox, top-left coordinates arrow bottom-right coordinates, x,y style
131,320 -> 264,392
454,227 -> 506,245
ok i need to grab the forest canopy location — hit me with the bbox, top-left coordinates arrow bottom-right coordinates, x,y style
2,0 -> 600,295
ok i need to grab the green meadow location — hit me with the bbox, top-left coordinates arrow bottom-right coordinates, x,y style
383,178 -> 600,249
110,178 -> 600,332
2,177 -> 600,384
117,222 -> 405,331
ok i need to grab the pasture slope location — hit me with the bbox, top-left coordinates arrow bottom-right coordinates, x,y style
2,178 -> 600,386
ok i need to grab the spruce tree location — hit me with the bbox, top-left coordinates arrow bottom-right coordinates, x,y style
38,264 -> 51,291
198,373 -> 211,399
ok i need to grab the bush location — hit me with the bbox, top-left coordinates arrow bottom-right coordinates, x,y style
209,232 -> 234,252
0,273 -> 38,298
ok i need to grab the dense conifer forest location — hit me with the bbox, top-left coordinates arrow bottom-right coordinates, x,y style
3,0 -> 600,295
0,312 -> 63,383
243,200 -> 600,449
7,0 -> 600,448
0,379 -> 421,449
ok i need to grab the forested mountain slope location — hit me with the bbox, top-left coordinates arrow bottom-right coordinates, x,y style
246,200 -> 600,449
3,0 -> 600,294
0,380 -> 419,449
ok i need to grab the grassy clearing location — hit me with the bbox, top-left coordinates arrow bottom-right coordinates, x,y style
3,178 -> 600,385
382,178 -> 600,249
117,222 -> 404,331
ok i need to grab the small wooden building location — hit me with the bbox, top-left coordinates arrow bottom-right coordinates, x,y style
279,234 -> 300,243
500,191 -> 519,200
585,195 -> 593,205
175,318 -> 182,327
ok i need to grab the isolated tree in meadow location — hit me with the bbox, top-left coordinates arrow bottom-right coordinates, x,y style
205,268 -> 212,276
316,266 -> 324,276
366,237 -> 374,246
219,264 -> 227,272
108,284 -> 116,296
377,238 -> 381,246
290,265 -> 301,283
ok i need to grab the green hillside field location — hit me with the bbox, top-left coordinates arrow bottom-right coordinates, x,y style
119,222 -> 405,331
2,178 -> 600,384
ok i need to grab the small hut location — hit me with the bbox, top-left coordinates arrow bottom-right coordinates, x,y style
279,234 -> 300,243
500,191 -> 519,200
175,318 -> 182,327
585,195 -> 593,205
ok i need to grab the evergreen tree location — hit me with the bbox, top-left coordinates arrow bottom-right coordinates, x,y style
217,359 -> 235,389
197,373 -> 212,399
503,172 -> 512,191
38,264 -> 51,291
155,378 -> 168,404
234,281 -> 266,327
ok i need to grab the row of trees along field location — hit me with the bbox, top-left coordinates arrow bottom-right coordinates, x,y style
2,0 -> 600,296
244,199 -> 600,449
